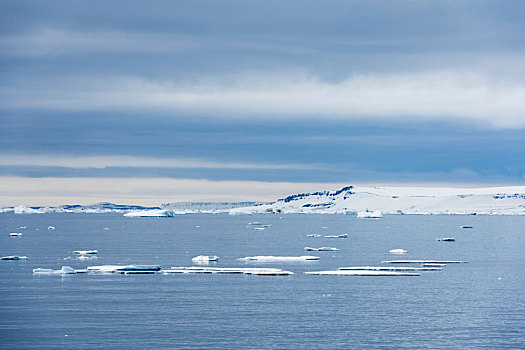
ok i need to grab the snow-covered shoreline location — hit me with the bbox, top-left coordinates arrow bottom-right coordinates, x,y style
2,185 -> 525,216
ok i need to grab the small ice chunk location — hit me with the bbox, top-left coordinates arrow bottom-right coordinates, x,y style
1,255 -> 28,260
47,226 -> 56,230
436,238 -> 456,242
33,266 -> 76,275
307,234 -> 321,237
324,234 -> 348,238
8,232 -> 23,237
254,227 -> 266,230
357,210 -> 383,218
73,250 -> 98,255
238,255 -> 320,262
305,270 -> 419,276
191,255 -> 219,263
304,247 -> 339,251
460,225 -> 473,229
382,260 -> 467,264
389,249 -> 407,254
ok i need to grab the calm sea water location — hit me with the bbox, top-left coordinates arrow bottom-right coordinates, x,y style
1,213 -> 524,349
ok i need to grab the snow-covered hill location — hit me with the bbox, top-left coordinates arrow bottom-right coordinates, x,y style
229,185 -> 525,215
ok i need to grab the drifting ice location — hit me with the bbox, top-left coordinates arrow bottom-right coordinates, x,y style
389,249 -> 407,254
1,256 -> 28,260
192,255 -> 219,263
73,250 -> 98,255
237,255 -> 320,262
163,267 -> 294,276
339,266 -> 442,271
305,270 -> 419,276
324,234 -> 348,238
382,260 -> 467,264
8,232 -> 23,237
33,266 -> 76,275
304,247 -> 340,251
357,210 -> 383,218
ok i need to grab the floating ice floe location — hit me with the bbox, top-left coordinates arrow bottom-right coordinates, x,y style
8,232 -> 23,237
33,266 -> 76,275
87,265 -> 162,274
339,266 -> 442,271
123,209 -> 184,217
436,238 -> 456,242
1,255 -> 28,260
460,225 -> 473,229
357,210 -> 383,218
191,255 -> 219,263
237,255 -> 320,262
389,249 -> 407,254
73,250 -> 98,255
254,227 -> 266,230
382,260 -> 467,264
163,267 -> 294,276
307,234 -> 322,237
47,226 -> 56,230
304,247 -> 340,251
14,205 -> 45,214
422,263 -> 446,267
305,270 -> 419,276
76,255 -> 98,261
324,234 -> 348,238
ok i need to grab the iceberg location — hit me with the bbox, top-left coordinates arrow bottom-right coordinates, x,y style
14,205 -> 45,214
237,255 -> 320,262
324,234 -> 348,238
47,226 -> 56,230
33,266 -> 76,275
8,232 -> 23,237
191,255 -> 219,263
389,249 -> 407,254
305,270 -> 419,276
1,255 -> 28,260
357,210 -> 383,218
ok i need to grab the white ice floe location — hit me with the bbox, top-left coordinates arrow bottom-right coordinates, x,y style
436,238 -> 456,242
33,266 -> 76,275
324,234 -> 348,238
305,270 -> 419,276
254,227 -> 266,230
87,265 -> 162,273
163,267 -> 294,276
47,226 -> 56,230
357,210 -> 383,218
460,225 -> 473,229
8,232 -> 23,237
339,266 -> 442,271
14,205 -> 45,214
382,260 -> 467,264
191,255 -> 219,263
76,255 -> 98,261
237,255 -> 320,262
73,250 -> 98,255
422,263 -> 446,267
304,247 -> 340,251
123,209 -> 184,217
307,234 -> 321,237
389,249 -> 407,254
1,255 -> 28,260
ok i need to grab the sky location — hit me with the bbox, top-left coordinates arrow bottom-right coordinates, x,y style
1,0 -> 524,206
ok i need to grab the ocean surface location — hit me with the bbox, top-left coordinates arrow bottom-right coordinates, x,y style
1,213 -> 524,349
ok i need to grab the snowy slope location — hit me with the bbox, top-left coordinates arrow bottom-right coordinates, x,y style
229,185 -> 525,215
